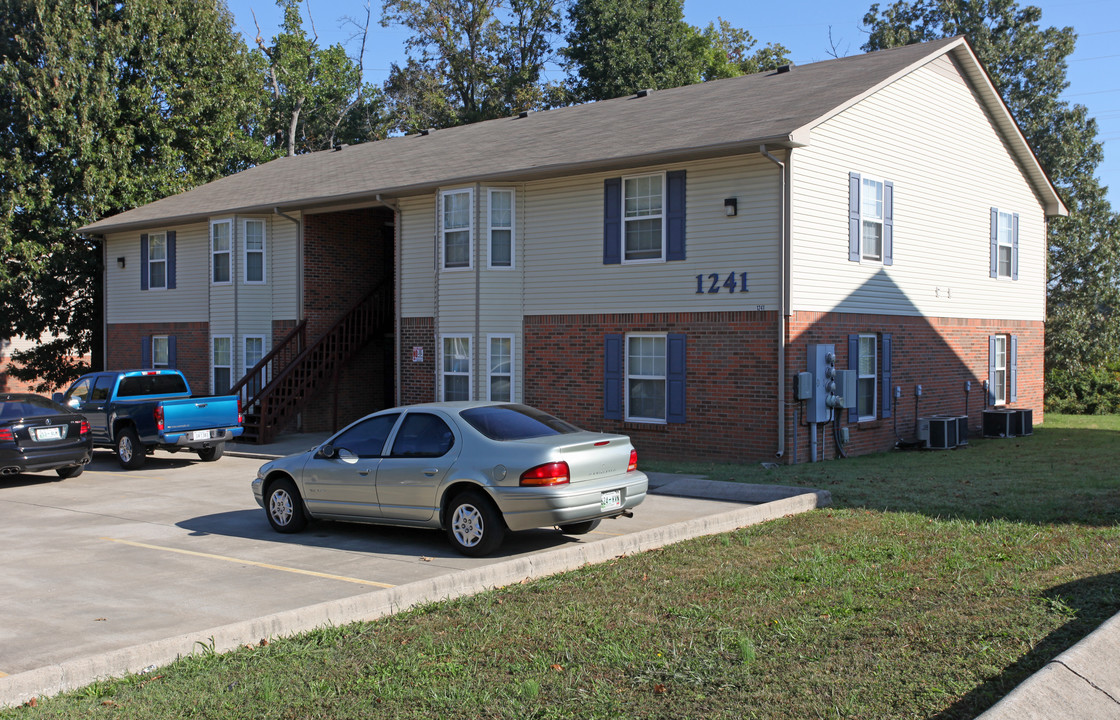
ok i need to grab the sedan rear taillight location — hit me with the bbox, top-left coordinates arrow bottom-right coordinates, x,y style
154,405 -> 164,433
79,420 -> 90,436
520,461 -> 570,486
0,428 -> 13,442
628,449 -> 638,473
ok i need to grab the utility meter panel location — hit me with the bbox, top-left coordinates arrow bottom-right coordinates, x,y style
807,344 -> 837,423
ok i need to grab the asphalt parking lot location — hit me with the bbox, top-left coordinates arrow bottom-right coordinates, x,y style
0,446 -> 826,703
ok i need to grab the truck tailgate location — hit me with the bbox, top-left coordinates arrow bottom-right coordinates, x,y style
160,396 -> 240,432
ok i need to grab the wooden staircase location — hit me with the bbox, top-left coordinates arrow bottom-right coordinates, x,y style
230,280 -> 393,444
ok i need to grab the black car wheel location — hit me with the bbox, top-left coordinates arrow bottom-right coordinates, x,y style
445,490 -> 505,557
266,478 -> 308,533
55,465 -> 84,479
558,519 -> 601,535
116,426 -> 145,469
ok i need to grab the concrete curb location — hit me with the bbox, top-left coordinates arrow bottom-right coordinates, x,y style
1,491 -> 826,707
977,610 -> 1120,719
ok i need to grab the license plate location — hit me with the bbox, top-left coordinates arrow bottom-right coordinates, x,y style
600,489 -> 622,511
34,427 -> 62,441
191,430 -> 211,441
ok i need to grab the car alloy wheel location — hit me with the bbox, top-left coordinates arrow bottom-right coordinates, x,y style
445,490 -> 504,557
266,478 -> 307,533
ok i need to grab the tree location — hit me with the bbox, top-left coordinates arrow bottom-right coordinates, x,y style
862,0 -> 1120,382
0,0 -> 272,390
255,0 -> 390,155
380,0 -> 563,133
698,18 -> 790,81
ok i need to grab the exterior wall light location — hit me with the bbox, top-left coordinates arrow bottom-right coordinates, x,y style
724,198 -> 737,216
117,257 -> 126,269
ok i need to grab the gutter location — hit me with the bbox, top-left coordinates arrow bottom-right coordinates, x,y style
759,145 -> 789,461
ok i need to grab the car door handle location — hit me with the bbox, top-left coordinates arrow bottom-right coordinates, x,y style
358,469 -> 371,476
423,468 -> 439,476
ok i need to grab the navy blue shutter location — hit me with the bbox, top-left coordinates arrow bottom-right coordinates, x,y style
666,334 -> 686,423
168,335 -> 178,369
881,334 -> 892,419
848,334 -> 859,422
141,337 -> 151,368
849,173 -> 861,262
140,234 -> 149,290
990,208 -> 999,278
604,334 -> 622,419
1011,213 -> 1019,281
883,181 -> 894,266
167,231 -> 177,289
1009,335 -> 1018,403
603,179 -> 622,265
988,335 -> 997,404
666,170 -> 686,261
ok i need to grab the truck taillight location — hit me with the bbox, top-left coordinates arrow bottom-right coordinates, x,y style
520,461 -> 570,486
237,397 -> 243,425
628,449 -> 638,472
154,405 -> 164,432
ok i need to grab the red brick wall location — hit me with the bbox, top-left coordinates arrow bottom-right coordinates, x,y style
106,322 -> 210,393
400,317 -> 436,406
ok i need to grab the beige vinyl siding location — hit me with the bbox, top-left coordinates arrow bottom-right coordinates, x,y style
104,224 -> 209,324
399,195 -> 437,318
268,213 -> 300,319
791,54 -> 1046,321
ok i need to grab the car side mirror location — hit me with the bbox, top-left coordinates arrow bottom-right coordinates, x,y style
317,444 -> 335,459
66,397 -> 81,409
52,392 -> 64,403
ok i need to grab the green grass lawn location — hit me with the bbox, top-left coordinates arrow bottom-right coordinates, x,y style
5,415 -> 1119,719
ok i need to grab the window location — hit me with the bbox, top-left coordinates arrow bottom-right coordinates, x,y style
152,336 -> 169,368
244,219 -> 265,283
442,335 -> 471,401
389,413 -> 455,457
441,189 -> 472,269
848,173 -> 893,265
626,335 -> 667,422
91,375 -> 114,401
243,335 -> 265,398
330,413 -> 400,457
147,232 -> 167,289
991,208 -> 1019,280
213,336 -> 232,395
488,189 -> 514,268
605,334 -> 686,423
211,220 -> 232,284
988,335 -> 1018,406
460,404 -> 580,440
488,335 -> 513,402
848,334 -> 892,422
623,174 -> 664,262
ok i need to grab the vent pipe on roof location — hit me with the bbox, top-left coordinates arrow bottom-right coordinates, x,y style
419,128 -> 432,136
635,88 -> 652,98
518,110 -> 530,118
776,64 -> 794,74
332,143 -> 348,151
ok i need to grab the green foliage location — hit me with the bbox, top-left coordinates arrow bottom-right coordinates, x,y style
380,0 -> 563,133
698,18 -> 791,81
862,0 -> 1120,384
0,0 -> 272,390
1046,363 -> 1120,414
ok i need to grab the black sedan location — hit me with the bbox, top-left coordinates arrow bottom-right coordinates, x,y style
1,393 -> 92,479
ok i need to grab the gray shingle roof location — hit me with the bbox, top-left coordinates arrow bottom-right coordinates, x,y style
79,37 -> 1063,234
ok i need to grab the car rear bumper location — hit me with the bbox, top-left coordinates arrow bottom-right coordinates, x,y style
160,427 -> 242,448
489,471 -> 649,531
0,445 -> 93,475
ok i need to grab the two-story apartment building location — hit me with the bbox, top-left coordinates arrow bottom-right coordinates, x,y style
78,37 -> 1065,462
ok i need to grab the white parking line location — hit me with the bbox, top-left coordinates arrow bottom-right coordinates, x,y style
101,537 -> 396,588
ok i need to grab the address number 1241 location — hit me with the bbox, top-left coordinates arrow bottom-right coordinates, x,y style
696,271 -> 749,294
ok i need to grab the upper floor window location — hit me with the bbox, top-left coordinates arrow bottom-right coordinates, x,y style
623,174 -> 664,262
991,208 -> 1019,280
604,171 -> 685,264
442,189 -> 472,269
488,189 -> 514,268
848,172 -> 893,265
211,220 -> 232,284
147,232 -> 167,289
244,219 -> 265,283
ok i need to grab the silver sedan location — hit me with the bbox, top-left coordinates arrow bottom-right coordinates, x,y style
251,402 -> 648,556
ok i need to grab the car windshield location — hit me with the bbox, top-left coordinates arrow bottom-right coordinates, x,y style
459,404 -> 581,441
0,396 -> 67,419
117,373 -> 188,397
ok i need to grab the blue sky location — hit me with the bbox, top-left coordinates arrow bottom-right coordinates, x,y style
225,0 -> 1120,208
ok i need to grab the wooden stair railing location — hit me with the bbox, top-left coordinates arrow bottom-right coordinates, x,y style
231,280 -> 393,444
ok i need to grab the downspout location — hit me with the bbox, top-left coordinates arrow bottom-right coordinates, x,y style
760,145 -> 789,460
474,183 -> 482,401
374,194 -> 401,406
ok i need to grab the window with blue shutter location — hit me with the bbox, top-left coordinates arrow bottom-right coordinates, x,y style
849,333 -> 886,422
604,334 -> 622,419
168,336 -> 178,369
603,179 -> 622,265
1009,335 -> 1018,403
666,334 -> 686,423
140,234 -> 149,290
604,172 -> 686,263
848,335 -> 859,423
166,231 -> 177,289
666,171 -> 686,261
882,181 -> 894,266
881,334 -> 892,419
988,334 -> 1016,405
850,173 -> 892,263
991,209 -> 1017,280
849,173 -> 861,262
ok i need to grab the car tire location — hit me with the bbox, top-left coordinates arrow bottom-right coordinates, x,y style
265,477 -> 308,533
445,490 -> 505,557
196,444 -> 224,462
116,427 -> 145,469
558,519 -> 600,535
55,465 -> 84,479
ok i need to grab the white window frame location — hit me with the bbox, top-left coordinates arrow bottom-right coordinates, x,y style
211,219 -> 233,285
487,188 -> 515,269
243,218 -> 266,284
147,231 -> 168,290
996,210 -> 1014,279
992,335 -> 1008,405
243,335 -> 265,375
625,333 -> 667,423
859,176 -> 885,262
212,335 -> 233,395
441,188 -> 473,270
152,335 -> 170,368
857,334 -> 878,422
441,334 -> 472,401
621,172 -> 666,264
487,334 -> 514,402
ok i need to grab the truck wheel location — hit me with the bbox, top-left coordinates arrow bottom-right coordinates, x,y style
116,427 -> 145,469
197,444 -> 224,462
265,478 -> 308,533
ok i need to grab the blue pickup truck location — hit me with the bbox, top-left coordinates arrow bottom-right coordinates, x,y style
56,369 -> 243,469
